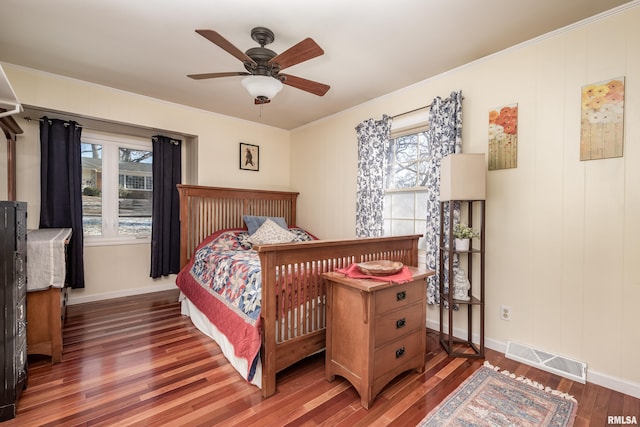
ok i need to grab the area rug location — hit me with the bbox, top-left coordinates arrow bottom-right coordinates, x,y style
418,362 -> 577,426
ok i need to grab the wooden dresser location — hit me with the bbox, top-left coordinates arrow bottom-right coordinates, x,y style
323,266 -> 433,409
26,228 -> 72,364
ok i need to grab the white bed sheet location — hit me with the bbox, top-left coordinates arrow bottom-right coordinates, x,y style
179,292 -> 262,389
179,292 -> 324,389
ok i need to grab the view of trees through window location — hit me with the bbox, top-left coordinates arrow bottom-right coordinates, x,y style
384,131 -> 428,259
81,134 -> 152,240
385,131 -> 429,189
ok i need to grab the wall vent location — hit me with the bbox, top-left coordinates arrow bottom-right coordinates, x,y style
505,341 -> 587,384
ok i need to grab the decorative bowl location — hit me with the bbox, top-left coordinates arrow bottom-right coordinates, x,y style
356,260 -> 403,276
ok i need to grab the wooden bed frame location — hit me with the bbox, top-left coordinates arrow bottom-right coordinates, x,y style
177,184 -> 421,398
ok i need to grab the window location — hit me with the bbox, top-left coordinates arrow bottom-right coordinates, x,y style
385,131 -> 429,189
384,129 -> 428,265
81,131 -> 153,244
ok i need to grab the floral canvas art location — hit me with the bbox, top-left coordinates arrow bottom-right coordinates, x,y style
488,103 -> 518,170
580,77 -> 625,160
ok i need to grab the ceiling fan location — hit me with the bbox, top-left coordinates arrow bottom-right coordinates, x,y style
187,27 -> 330,104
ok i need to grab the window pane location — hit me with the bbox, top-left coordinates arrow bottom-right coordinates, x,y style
416,191 -> 428,218
383,193 -> 392,217
392,163 -> 417,188
118,148 -> 152,236
395,135 -> 418,161
81,143 -> 103,236
391,192 -> 415,219
387,132 -> 428,189
418,132 -> 429,156
385,131 -> 428,250
391,219 -> 414,235
416,160 -> 429,187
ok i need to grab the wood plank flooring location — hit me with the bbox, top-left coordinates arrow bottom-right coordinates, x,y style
6,289 -> 639,426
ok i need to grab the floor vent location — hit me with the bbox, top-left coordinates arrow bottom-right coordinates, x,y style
505,341 -> 587,384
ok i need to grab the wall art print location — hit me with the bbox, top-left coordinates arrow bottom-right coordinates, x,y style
488,103 -> 518,170
580,77 -> 625,161
240,142 -> 259,171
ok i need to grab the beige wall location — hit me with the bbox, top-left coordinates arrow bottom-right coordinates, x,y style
1,4 -> 638,397
290,6 -> 640,395
2,64 -> 291,304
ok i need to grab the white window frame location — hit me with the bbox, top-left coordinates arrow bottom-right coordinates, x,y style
384,116 -> 429,268
82,131 -> 152,247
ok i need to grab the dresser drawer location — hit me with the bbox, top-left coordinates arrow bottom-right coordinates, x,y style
374,280 -> 423,314
374,302 -> 423,347
373,329 -> 423,378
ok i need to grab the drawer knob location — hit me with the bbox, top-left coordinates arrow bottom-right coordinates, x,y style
396,318 -> 406,329
396,290 -> 406,301
395,346 -> 405,359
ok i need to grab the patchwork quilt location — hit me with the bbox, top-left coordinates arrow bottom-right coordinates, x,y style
175,227 -> 315,382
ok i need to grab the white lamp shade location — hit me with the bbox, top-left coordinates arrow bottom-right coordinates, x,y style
439,153 -> 486,201
241,76 -> 283,100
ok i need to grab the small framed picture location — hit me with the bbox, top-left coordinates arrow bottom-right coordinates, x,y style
239,142 -> 259,171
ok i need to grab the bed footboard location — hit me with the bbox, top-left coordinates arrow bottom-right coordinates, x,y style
257,234 -> 421,398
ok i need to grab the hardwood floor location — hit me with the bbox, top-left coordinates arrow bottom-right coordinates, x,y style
7,289 -> 639,426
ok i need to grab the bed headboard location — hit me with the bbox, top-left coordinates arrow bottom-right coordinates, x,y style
177,184 -> 299,268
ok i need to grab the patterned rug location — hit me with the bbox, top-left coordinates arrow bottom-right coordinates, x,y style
418,362 -> 577,426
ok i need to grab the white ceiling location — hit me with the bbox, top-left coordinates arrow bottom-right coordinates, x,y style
0,0 -> 634,130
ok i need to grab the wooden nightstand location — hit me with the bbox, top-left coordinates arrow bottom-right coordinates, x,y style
323,267 -> 433,409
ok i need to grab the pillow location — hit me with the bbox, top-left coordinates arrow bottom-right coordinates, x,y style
243,215 -> 288,235
247,218 -> 297,245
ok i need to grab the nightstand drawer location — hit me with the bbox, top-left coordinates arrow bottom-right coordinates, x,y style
374,280 -> 423,314
373,329 -> 423,378
374,302 -> 423,347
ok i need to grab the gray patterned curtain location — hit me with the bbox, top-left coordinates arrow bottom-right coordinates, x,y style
355,115 -> 392,237
425,91 -> 463,305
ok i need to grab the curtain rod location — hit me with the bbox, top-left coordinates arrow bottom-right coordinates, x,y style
24,117 -> 181,144
391,104 -> 430,119
23,116 -> 83,128
152,135 -> 181,145
20,105 -> 196,139
391,95 -> 465,120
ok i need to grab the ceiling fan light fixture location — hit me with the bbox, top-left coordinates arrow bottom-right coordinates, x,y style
241,75 -> 283,101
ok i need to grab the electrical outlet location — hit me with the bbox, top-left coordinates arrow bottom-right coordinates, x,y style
500,305 -> 511,321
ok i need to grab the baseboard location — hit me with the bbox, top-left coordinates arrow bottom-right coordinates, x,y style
426,318 -> 640,399
67,282 -> 178,305
587,370 -> 640,400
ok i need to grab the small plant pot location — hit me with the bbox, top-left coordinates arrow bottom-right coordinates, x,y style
455,238 -> 470,251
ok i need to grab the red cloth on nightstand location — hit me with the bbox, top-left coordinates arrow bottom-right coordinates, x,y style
335,263 -> 413,284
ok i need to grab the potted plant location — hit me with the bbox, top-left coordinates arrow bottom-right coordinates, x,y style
453,223 -> 479,251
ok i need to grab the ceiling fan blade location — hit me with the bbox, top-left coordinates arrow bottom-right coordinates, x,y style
187,71 -> 250,80
280,74 -> 330,96
268,38 -> 324,70
195,29 -> 256,66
